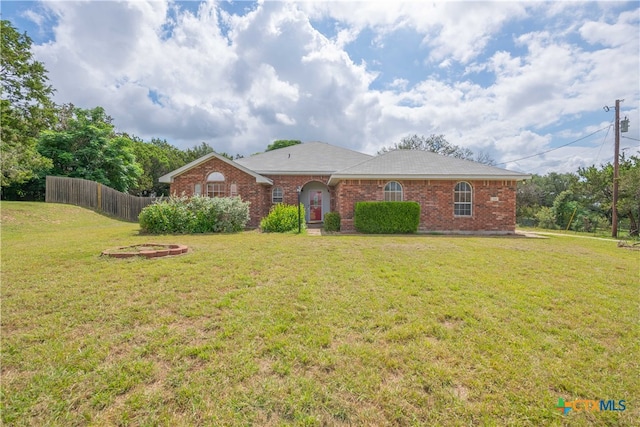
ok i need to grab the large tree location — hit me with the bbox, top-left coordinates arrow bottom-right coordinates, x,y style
37,106 -> 142,192
378,134 -> 494,164
516,172 -> 578,222
1,20 -> 55,188
129,137 -> 187,196
183,142 -> 215,162
576,154 -> 640,236
617,155 -> 640,235
182,141 -> 242,162
266,139 -> 301,152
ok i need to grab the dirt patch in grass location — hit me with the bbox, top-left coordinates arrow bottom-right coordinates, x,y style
617,241 -> 640,250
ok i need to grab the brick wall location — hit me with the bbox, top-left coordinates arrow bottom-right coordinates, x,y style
335,179 -> 517,233
169,157 -> 271,227
169,157 -> 333,227
169,159 -> 518,232
261,175 -> 333,209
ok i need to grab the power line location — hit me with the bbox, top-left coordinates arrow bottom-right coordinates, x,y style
622,136 -> 640,142
494,125 -> 611,166
519,133 -> 610,175
594,119 -> 614,164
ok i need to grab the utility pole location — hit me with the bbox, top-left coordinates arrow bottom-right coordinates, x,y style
612,99 -> 621,238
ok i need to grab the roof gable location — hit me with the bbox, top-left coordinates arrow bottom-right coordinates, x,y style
158,152 -> 272,184
234,141 -> 373,175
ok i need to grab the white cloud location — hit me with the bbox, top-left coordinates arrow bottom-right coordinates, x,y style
22,9 -> 46,27
303,1 -> 530,64
18,0 -> 638,174
580,9 -> 640,47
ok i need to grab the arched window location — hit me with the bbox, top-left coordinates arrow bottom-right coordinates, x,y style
384,181 -> 403,201
206,172 -> 225,198
272,187 -> 284,203
454,182 -> 472,216
207,172 -> 225,182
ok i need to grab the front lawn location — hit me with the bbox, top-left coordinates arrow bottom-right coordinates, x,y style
1,202 -> 638,426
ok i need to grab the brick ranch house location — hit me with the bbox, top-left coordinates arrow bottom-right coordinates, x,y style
159,141 -> 530,233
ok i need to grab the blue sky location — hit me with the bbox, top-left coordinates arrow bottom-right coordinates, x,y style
2,0 -> 639,174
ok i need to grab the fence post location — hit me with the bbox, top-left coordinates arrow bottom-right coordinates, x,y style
97,183 -> 102,212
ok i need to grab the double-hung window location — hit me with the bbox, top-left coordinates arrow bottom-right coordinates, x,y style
272,187 -> 284,203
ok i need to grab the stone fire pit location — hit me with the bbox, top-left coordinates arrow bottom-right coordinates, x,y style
101,244 -> 188,259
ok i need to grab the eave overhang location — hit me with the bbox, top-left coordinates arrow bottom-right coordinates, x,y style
327,173 -> 531,186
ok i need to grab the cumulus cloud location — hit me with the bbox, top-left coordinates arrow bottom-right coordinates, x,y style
19,0 -> 638,173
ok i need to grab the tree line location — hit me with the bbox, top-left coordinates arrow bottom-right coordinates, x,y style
2,19 -> 638,235
517,157 -> 639,236
1,20 -> 269,199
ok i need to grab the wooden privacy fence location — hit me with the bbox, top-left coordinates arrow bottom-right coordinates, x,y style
45,176 -> 157,222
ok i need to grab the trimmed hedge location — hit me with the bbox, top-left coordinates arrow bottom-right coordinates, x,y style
139,195 -> 250,233
354,201 -> 420,234
260,203 -> 306,233
323,212 -> 341,232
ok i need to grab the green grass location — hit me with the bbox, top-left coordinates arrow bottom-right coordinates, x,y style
518,224 -> 639,242
2,202 -> 638,426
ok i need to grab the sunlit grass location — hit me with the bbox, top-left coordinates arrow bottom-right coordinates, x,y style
2,202 -> 638,426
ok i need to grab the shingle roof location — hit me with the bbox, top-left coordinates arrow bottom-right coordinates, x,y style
234,141 -> 373,175
328,150 -> 530,184
158,143 -> 530,187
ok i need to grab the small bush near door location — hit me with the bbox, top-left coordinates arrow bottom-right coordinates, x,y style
323,212 -> 341,232
354,201 -> 420,233
260,203 -> 306,233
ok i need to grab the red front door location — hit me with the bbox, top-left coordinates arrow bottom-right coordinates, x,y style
309,190 -> 322,222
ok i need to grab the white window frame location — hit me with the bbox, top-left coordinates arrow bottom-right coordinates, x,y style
207,183 -> 225,198
454,181 -> 472,216
384,181 -> 403,201
272,187 -> 284,204
194,183 -> 202,196
206,172 -> 225,198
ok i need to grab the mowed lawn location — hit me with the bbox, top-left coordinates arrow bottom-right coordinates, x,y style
1,202 -> 638,426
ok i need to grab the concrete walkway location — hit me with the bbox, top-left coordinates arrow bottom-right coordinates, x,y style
521,231 -> 623,242
306,227 -> 628,241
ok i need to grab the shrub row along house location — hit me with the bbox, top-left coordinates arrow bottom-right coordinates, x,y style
159,141 -> 530,233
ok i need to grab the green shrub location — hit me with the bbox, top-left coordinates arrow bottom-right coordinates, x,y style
139,195 -> 250,233
572,212 -> 608,233
323,212 -> 341,232
260,203 -> 306,233
215,197 -> 252,232
138,195 -> 192,233
552,190 -> 578,229
354,201 -> 420,234
535,206 -> 556,229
